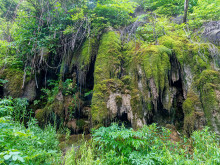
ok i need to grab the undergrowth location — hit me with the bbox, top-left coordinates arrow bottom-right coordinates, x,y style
65,123 -> 220,165
0,98 -> 62,164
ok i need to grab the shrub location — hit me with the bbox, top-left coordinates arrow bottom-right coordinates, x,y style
65,123 -> 220,165
0,98 -> 62,165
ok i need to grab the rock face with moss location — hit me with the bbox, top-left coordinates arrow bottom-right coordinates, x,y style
91,31 -> 177,129
91,30 -> 220,134
197,70 -> 220,134
183,91 -> 206,136
91,31 -> 123,127
34,37 -> 98,133
0,69 -> 36,100
1,29 -> 220,136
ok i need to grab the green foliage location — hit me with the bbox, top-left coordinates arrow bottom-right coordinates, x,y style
41,79 -> 76,103
0,40 -> 21,69
0,98 -> 13,117
0,0 -> 19,20
0,0 -> 138,73
189,0 -> 220,28
94,0 -> 137,27
62,79 -> 75,96
136,0 -> 198,16
1,1 -> 220,164
36,78 -> 79,128
0,79 -> 8,86
1,151 -> 25,164
191,127 -> 220,164
0,0 -> 217,77
65,128 -> 71,141
65,124 -> 220,164
11,0 -> 72,57
0,98 -> 29,123
0,98 -> 61,164
0,118 -> 61,164
65,140 -> 94,165
136,17 -> 165,43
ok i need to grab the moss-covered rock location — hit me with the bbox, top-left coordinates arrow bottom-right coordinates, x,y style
0,69 -> 24,98
183,91 -> 206,136
35,109 -> 47,126
159,35 -> 212,75
93,31 -> 121,84
0,68 -> 35,99
91,31 -> 122,126
34,32 -> 220,135
92,78 -> 123,126
197,70 -> 220,131
141,45 -> 171,92
128,43 -> 172,124
158,35 -> 220,134
78,38 -> 97,70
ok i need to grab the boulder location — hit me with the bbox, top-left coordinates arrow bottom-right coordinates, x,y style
203,21 -> 220,45
22,80 -> 36,101
171,15 -> 183,24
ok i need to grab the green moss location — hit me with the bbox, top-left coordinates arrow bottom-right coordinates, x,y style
121,75 -> 132,85
197,70 -> 220,88
79,38 -> 97,70
116,95 -> 122,105
122,41 -> 139,69
197,70 -> 220,127
76,119 -> 86,130
159,35 -> 220,131
35,99 -> 63,126
125,44 -> 172,119
141,45 -> 171,92
35,109 -> 47,125
91,32 -> 220,130
0,69 -> 24,97
91,31 -> 122,126
159,35 -> 188,65
159,35 -> 212,75
91,78 -> 123,125
183,91 -> 203,136
52,101 -> 64,117
93,31 -> 121,84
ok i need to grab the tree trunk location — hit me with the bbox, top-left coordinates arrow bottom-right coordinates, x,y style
183,0 -> 189,23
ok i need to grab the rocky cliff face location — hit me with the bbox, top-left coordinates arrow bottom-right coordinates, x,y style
1,29 -> 220,135
91,31 -> 220,135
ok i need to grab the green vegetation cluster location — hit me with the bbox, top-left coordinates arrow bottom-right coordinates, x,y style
0,0 -> 219,71
65,123 -> 220,165
0,98 -> 61,164
0,0 -> 220,164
